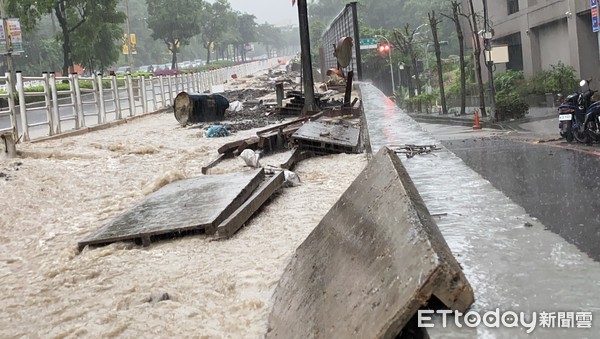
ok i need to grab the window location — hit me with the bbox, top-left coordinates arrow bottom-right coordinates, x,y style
508,0 -> 519,15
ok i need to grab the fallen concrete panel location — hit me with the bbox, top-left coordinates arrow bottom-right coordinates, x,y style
291,120 -> 360,154
216,171 -> 284,239
78,169 -> 264,250
267,147 -> 473,338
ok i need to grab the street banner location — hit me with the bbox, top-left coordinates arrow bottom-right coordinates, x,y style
6,19 -> 24,54
592,0 -> 599,32
0,20 -> 7,55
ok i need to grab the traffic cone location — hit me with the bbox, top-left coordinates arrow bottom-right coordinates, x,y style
473,110 -> 482,130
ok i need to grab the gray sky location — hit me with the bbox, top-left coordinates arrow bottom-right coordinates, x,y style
227,0 -> 299,26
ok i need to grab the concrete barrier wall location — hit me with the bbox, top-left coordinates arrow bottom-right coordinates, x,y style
267,147 -> 474,338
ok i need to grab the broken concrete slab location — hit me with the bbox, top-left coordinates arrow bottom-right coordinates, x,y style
78,169 -> 264,250
291,120 -> 361,155
216,171 -> 284,239
266,147 -> 474,338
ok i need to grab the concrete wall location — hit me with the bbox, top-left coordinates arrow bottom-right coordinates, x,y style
538,19 -> 570,69
461,0 -> 599,81
576,12 -> 600,82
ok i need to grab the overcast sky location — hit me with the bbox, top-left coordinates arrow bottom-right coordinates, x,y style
227,0 -> 299,26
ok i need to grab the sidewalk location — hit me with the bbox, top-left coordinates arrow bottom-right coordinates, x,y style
406,106 -> 557,128
361,83 -> 600,338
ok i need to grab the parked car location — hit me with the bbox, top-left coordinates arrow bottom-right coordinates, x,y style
115,66 -> 131,75
153,63 -> 179,76
137,65 -> 154,73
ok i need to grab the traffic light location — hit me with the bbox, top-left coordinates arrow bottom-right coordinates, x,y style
377,42 -> 390,54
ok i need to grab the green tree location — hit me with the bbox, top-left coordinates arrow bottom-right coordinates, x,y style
7,0 -> 125,75
71,16 -> 124,74
198,0 -> 234,64
257,23 -> 282,58
146,0 -> 204,69
117,0 -> 165,67
10,16 -> 62,74
237,13 -> 258,62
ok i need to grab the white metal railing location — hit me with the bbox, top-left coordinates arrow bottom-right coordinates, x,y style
0,57 -> 286,142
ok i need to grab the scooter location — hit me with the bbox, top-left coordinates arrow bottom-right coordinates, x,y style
558,93 -> 577,143
558,79 -> 599,143
576,79 -> 600,144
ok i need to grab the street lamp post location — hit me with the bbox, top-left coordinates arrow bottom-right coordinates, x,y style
125,0 -> 133,70
375,35 -> 395,95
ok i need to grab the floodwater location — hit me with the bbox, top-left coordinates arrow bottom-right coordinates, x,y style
360,83 -> 600,338
0,111 -> 367,337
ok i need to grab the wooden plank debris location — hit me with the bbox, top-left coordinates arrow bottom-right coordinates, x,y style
217,136 -> 260,155
201,153 -> 232,174
279,147 -> 314,170
78,169 -> 264,250
216,171 -> 285,239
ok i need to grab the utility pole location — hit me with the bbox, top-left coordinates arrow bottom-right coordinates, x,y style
483,0 -> 496,120
0,0 -> 15,91
125,0 -> 133,70
297,0 -> 316,114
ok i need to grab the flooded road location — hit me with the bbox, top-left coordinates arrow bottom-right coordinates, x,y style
360,83 -> 600,338
444,138 -> 600,261
0,110 -> 367,337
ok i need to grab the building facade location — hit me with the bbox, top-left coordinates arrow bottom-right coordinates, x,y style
463,0 -> 599,81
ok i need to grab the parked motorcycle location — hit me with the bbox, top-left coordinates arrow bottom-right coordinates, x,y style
558,79 -> 600,143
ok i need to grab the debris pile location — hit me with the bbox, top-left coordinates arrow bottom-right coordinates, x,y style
393,144 -> 441,158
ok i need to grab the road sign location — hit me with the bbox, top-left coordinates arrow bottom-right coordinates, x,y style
359,38 -> 378,46
360,44 -> 377,50
122,33 -> 137,55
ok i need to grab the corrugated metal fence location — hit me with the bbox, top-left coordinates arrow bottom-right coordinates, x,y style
320,2 -> 362,81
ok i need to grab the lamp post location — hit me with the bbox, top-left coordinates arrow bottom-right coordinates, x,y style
375,35 -> 395,95
125,0 -> 133,70
398,63 -> 404,92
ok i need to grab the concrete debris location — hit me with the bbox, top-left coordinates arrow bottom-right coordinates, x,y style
215,171 -> 285,239
266,147 -> 474,338
291,120 -> 361,155
78,170 -> 266,249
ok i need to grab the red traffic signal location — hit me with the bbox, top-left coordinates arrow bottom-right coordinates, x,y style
377,43 -> 390,53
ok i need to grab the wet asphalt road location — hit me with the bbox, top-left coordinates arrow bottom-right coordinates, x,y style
443,137 -> 600,261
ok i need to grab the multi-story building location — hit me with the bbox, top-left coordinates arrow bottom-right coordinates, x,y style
463,0 -> 599,81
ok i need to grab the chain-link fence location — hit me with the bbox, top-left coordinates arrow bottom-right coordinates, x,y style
320,2 -> 362,81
